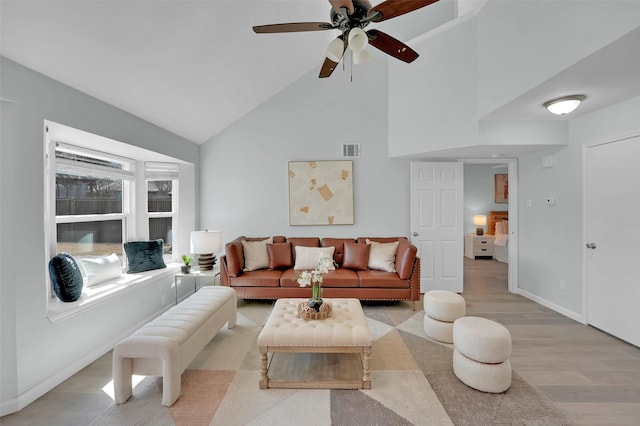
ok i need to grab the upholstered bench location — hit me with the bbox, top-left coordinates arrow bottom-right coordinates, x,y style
452,316 -> 512,393
423,290 -> 466,343
113,286 -> 236,406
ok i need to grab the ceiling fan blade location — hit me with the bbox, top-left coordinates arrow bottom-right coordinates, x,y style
319,36 -> 347,78
253,22 -> 334,33
368,0 -> 439,22
319,58 -> 340,78
367,30 -> 419,63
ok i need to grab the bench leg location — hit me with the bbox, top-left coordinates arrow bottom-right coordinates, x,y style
112,336 -> 181,407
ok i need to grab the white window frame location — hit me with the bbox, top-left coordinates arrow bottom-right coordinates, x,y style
145,162 -> 180,260
44,121 -> 187,321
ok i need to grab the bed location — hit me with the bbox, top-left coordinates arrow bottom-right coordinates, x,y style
487,210 -> 509,263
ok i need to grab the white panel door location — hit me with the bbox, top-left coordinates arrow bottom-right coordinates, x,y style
585,136 -> 640,347
411,162 -> 463,293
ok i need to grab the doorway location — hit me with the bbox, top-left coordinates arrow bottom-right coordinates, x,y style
463,159 -> 517,294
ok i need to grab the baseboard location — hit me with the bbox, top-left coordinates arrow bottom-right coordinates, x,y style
515,288 -> 585,324
0,306 -> 170,417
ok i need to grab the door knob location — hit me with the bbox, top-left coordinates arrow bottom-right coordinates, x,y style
585,243 -> 597,249
413,232 -> 419,236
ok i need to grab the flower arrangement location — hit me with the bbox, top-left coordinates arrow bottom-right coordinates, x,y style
296,256 -> 334,300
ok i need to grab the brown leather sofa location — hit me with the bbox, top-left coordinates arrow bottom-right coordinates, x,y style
220,236 -> 420,307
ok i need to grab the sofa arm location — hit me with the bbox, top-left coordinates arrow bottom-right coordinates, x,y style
408,257 -> 421,302
396,238 -> 418,280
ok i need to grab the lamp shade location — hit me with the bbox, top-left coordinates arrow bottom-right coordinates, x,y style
190,230 -> 221,254
325,37 -> 345,62
348,27 -> 368,52
473,215 -> 487,226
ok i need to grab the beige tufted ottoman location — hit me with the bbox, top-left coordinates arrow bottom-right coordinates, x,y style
423,290 -> 466,343
257,298 -> 373,390
452,316 -> 512,393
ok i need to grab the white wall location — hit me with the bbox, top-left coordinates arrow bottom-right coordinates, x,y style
200,58 -> 413,244
517,95 -> 640,318
463,163 -> 508,234
0,57 -> 200,414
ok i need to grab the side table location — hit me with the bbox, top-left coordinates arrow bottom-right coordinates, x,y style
173,267 -> 220,304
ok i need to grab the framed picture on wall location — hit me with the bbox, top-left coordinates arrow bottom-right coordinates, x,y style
288,160 -> 354,225
495,174 -> 508,203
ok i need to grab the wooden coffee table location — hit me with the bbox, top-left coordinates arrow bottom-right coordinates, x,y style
257,298 -> 373,390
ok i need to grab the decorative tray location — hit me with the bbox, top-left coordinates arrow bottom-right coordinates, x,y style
298,302 -> 332,321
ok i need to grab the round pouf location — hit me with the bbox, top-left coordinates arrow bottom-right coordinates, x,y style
452,316 -> 512,393
423,290 -> 466,343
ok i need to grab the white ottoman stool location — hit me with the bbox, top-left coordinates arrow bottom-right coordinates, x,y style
452,316 -> 512,393
423,290 -> 466,343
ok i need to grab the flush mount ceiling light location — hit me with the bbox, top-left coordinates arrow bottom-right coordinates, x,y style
543,95 -> 586,115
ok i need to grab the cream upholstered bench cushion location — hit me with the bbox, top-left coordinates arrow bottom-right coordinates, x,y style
423,290 -> 466,322
113,286 -> 236,406
453,316 -> 511,363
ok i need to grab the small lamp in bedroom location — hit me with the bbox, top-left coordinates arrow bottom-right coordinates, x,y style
190,230 -> 222,271
474,215 -> 487,236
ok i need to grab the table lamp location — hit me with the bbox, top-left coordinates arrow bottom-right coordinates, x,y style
474,215 -> 487,236
190,230 -> 221,271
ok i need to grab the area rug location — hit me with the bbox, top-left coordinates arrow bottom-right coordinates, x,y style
92,300 -> 571,426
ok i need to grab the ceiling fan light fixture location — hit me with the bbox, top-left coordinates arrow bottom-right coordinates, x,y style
352,49 -> 371,65
325,37 -> 345,62
543,95 -> 586,115
348,27 -> 368,52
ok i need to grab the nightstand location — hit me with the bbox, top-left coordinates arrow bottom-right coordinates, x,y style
173,267 -> 220,304
464,234 -> 495,259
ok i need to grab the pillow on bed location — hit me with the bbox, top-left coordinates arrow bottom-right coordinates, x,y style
495,222 -> 504,235
502,220 -> 509,234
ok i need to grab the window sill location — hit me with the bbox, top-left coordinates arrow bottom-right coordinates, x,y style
47,263 -> 180,323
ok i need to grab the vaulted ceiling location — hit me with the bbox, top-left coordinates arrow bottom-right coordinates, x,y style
1,0 -> 456,144
2,0 -> 639,146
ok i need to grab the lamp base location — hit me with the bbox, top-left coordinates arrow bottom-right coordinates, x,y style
476,227 -> 484,236
197,253 -> 217,271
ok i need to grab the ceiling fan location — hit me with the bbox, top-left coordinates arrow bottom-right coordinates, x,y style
252,0 -> 440,78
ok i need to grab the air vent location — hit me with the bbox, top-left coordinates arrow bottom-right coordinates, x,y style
342,143 -> 360,158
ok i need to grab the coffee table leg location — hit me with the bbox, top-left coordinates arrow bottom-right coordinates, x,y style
259,351 -> 269,389
362,346 -> 372,389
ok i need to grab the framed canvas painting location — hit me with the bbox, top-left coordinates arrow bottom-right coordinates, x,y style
495,174 -> 508,203
288,160 -> 354,225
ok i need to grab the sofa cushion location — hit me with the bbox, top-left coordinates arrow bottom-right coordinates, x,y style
225,241 -> 244,277
267,242 -> 293,270
318,268 -> 359,287
321,238 -> 355,266
230,269 -> 281,287
124,240 -> 166,273
287,237 -> 320,262
357,270 -> 409,288
366,239 -> 399,272
242,237 -> 273,271
293,246 -> 336,270
342,242 -> 370,271
395,238 -> 418,280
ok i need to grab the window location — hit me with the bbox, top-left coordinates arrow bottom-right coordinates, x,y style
146,162 -> 179,258
54,143 -> 134,257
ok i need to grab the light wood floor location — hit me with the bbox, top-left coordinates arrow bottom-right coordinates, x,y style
1,258 -> 638,425
463,258 -> 640,425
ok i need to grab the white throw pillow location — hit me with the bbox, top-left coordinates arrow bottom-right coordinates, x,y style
294,246 -> 336,270
79,253 -> 122,286
242,237 -> 273,271
366,240 -> 399,272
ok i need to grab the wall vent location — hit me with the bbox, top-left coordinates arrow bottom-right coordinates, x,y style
342,143 -> 361,158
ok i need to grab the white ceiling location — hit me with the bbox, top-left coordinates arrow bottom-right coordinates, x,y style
1,0 -> 639,146
0,0 -> 456,144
